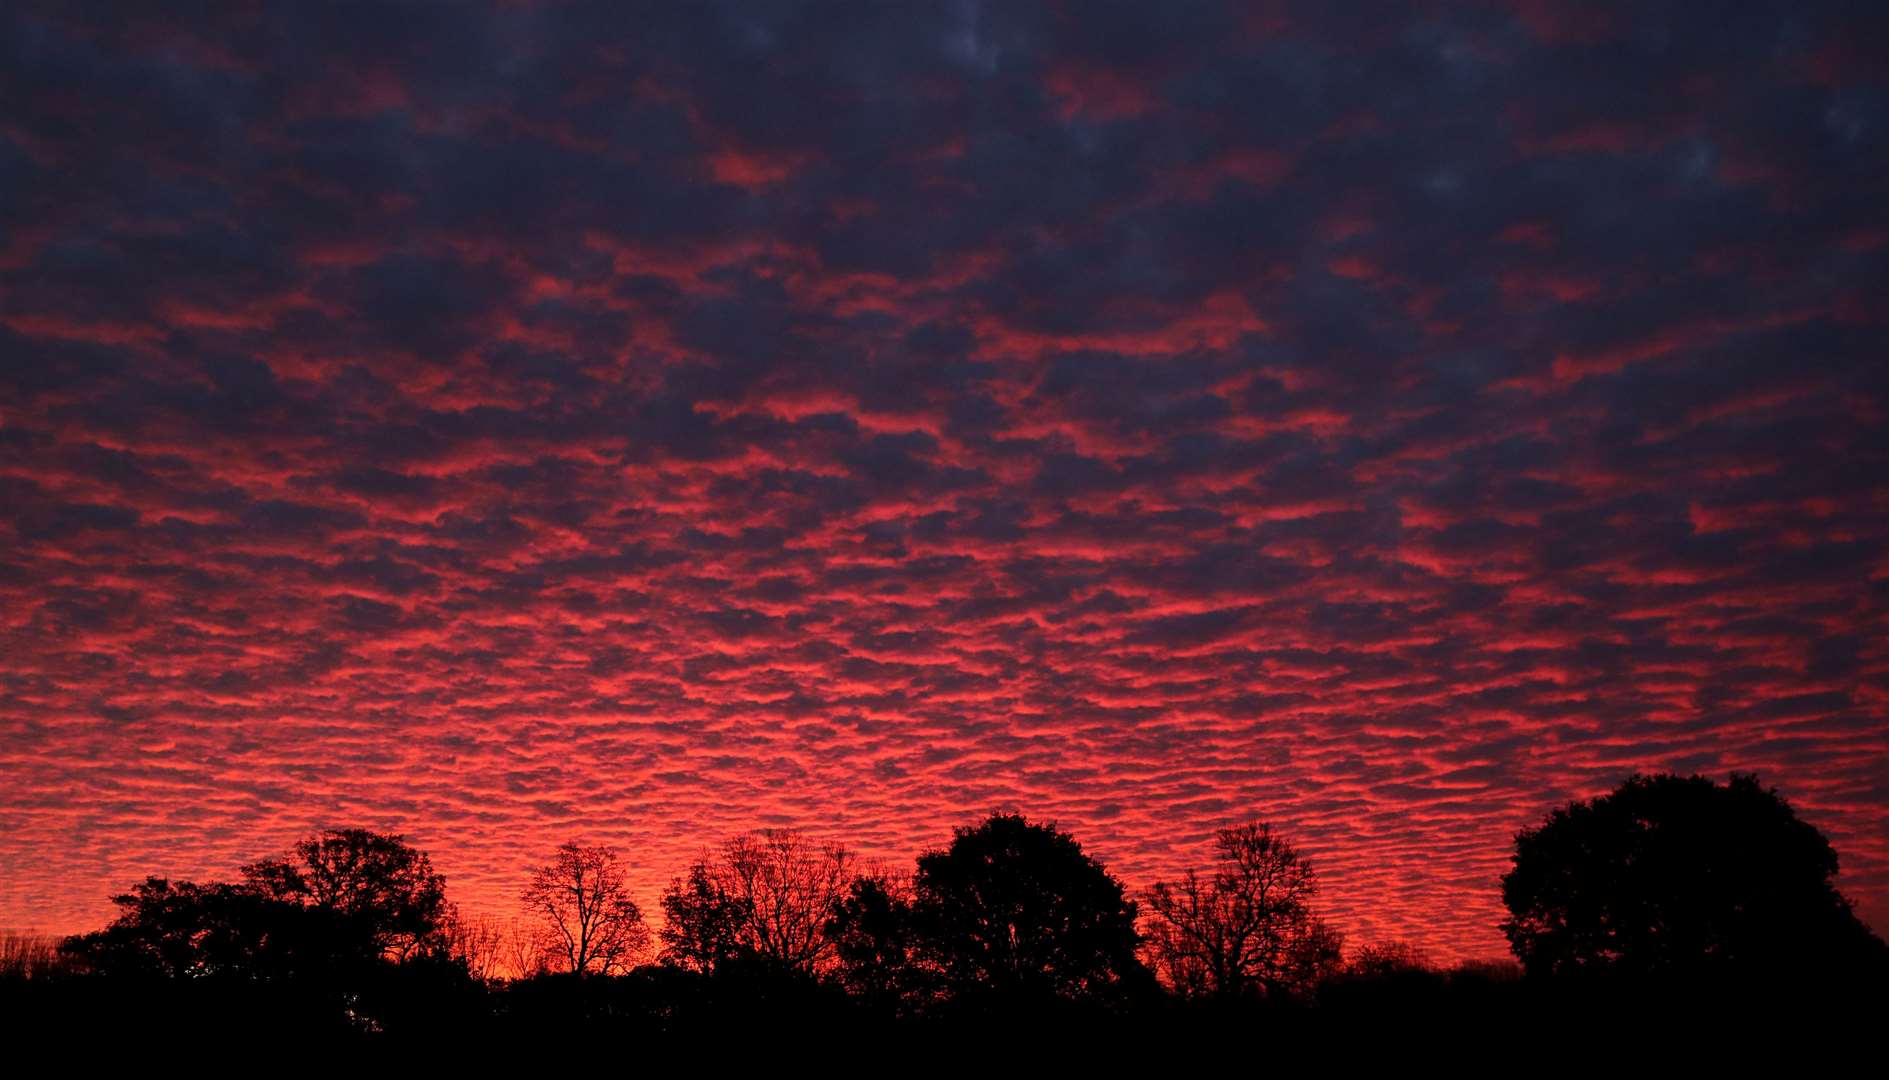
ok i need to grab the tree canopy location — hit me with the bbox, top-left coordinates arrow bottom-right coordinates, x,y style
63,829 -> 454,981
910,813 -> 1149,1003
1500,773 -> 1887,981
824,874 -> 924,1009
61,877 -> 325,981
658,862 -> 755,976
242,828 -> 452,961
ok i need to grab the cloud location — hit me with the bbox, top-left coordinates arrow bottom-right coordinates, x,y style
1,0 -> 1884,959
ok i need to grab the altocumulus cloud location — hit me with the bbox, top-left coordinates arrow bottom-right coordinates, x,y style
1,1 -> 1885,959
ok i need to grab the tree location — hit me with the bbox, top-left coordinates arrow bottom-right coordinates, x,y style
443,912 -> 507,982
62,828 -> 458,982
909,813 -> 1148,1002
52,833 -> 476,1039
718,829 -> 853,975
1500,772 -> 1888,980
56,877 -> 386,1038
61,877 -> 320,980
502,914 -> 553,980
1347,940 -> 1433,979
825,873 -> 924,1007
657,829 -> 853,977
521,842 -> 650,977
1143,822 -> 1344,1000
658,862 -> 752,975
242,828 -> 452,961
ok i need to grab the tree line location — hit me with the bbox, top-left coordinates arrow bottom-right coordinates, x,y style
4,773 -> 1884,1046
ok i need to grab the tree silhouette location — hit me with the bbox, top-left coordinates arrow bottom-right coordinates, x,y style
61,877 -> 323,980
1500,772 -> 1888,981
33,798 -> 1889,1043
1347,940 -> 1434,979
62,826 -> 460,989
521,842 -> 649,977
53,830 -> 485,1041
718,829 -> 853,974
501,914 -> 553,980
443,912 -> 507,982
66,829 -> 455,981
52,877 -> 386,1040
825,873 -> 924,1008
1143,822 -> 1345,1000
909,813 -> 1148,1002
658,862 -> 752,975
242,828 -> 452,961
656,830 -> 852,977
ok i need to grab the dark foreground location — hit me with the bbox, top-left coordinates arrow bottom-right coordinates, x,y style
6,964 -> 1883,1061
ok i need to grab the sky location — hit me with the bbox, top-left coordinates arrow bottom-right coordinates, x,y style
1,1 -> 1885,963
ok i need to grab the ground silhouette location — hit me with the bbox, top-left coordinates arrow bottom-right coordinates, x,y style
5,780 -> 1885,1051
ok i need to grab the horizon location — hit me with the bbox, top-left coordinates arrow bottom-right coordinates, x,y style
2,774 -> 1868,970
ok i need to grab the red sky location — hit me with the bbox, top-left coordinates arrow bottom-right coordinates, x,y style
2,1 -> 1886,963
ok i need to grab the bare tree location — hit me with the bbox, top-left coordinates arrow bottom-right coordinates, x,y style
521,842 -> 649,977
720,829 -> 853,974
657,829 -> 853,976
443,912 -> 507,982
502,914 -> 553,980
1144,822 -> 1343,999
